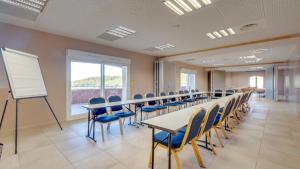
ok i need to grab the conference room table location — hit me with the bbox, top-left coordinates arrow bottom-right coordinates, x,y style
142,93 -> 241,169
82,91 -> 212,142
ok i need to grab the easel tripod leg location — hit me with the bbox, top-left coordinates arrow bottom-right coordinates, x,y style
15,99 -> 19,154
44,97 -> 63,130
0,99 -> 8,129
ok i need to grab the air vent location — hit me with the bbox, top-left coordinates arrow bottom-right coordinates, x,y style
97,26 -> 136,42
240,23 -> 258,32
97,33 -> 122,42
144,47 -> 161,52
0,0 -> 48,21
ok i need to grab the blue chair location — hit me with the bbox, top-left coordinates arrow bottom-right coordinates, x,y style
89,97 -> 123,142
183,90 -> 195,105
108,95 -> 136,125
195,89 -> 208,103
148,109 -> 207,169
212,89 -> 223,99
198,104 -> 220,155
225,89 -> 235,96
143,93 -> 167,119
212,98 -> 235,147
168,91 -> 185,110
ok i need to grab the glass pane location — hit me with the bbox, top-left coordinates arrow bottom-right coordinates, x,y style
104,65 -> 123,99
71,62 -> 101,116
257,76 -> 264,88
180,73 -> 188,90
249,76 -> 256,87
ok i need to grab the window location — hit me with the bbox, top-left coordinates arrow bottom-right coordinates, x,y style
180,69 -> 196,90
249,76 -> 264,88
67,50 -> 130,120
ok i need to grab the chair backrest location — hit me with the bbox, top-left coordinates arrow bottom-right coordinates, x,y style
146,93 -> 157,106
108,95 -> 123,112
160,92 -> 168,104
133,93 -> 144,108
202,104 -> 220,133
214,89 -> 223,97
179,109 -> 206,149
232,95 -> 241,111
225,89 -> 234,96
195,89 -> 199,92
169,91 -> 176,102
179,90 -> 186,100
184,90 -> 191,98
222,98 -> 235,121
89,97 -> 107,116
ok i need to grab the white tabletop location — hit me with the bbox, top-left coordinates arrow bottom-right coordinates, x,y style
142,94 -> 240,134
82,91 -> 211,109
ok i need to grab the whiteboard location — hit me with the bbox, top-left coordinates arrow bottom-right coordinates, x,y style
1,48 -> 47,99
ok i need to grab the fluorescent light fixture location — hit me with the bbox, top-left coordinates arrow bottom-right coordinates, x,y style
105,26 -> 136,38
240,55 -> 256,59
219,30 -> 229,36
187,0 -> 202,9
213,63 -> 225,66
213,31 -> 222,38
206,33 -> 216,39
163,0 -> 184,15
155,43 -> 176,50
227,28 -> 236,35
1,0 -> 48,13
202,0 -> 212,5
174,0 -> 192,12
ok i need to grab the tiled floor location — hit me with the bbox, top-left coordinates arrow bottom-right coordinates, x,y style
0,98 -> 299,169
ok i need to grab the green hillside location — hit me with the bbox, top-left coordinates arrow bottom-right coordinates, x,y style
72,76 -> 122,88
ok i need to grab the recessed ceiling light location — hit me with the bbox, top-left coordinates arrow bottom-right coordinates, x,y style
106,26 -> 136,38
187,0 -> 202,9
227,28 -> 236,35
201,0 -> 212,5
206,33 -> 216,39
174,0 -> 193,12
240,55 -> 256,59
219,30 -> 229,36
206,28 -> 236,40
213,31 -> 222,38
155,43 -> 176,50
163,0 -> 184,15
1,0 -> 48,13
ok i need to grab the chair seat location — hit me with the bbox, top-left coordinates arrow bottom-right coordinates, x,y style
165,102 -> 179,107
115,111 -> 135,118
156,105 -> 167,110
154,131 -> 185,149
178,126 -> 187,133
183,98 -> 195,103
96,115 -> 119,123
213,113 -> 221,125
142,106 -> 159,112
199,96 -> 208,100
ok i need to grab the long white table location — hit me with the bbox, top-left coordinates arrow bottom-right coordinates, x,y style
142,93 -> 241,169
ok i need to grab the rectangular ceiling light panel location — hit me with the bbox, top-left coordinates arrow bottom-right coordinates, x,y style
164,0 -> 213,15
206,27 -> 236,39
155,43 -> 176,50
0,0 -> 48,13
106,26 -> 136,38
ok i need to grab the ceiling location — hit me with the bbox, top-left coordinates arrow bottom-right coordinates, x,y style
0,0 -> 300,65
163,37 -> 300,67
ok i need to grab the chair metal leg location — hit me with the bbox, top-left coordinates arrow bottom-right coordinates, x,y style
100,124 -> 105,142
206,132 -> 216,155
119,119 -> 124,135
220,123 -> 229,139
191,140 -> 206,168
172,150 -> 181,169
213,126 -> 224,148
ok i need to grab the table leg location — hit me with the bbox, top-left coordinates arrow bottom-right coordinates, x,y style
168,133 -> 172,169
87,110 -> 90,137
151,128 -> 155,169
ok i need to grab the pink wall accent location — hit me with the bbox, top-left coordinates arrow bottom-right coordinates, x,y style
0,22 -> 155,130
